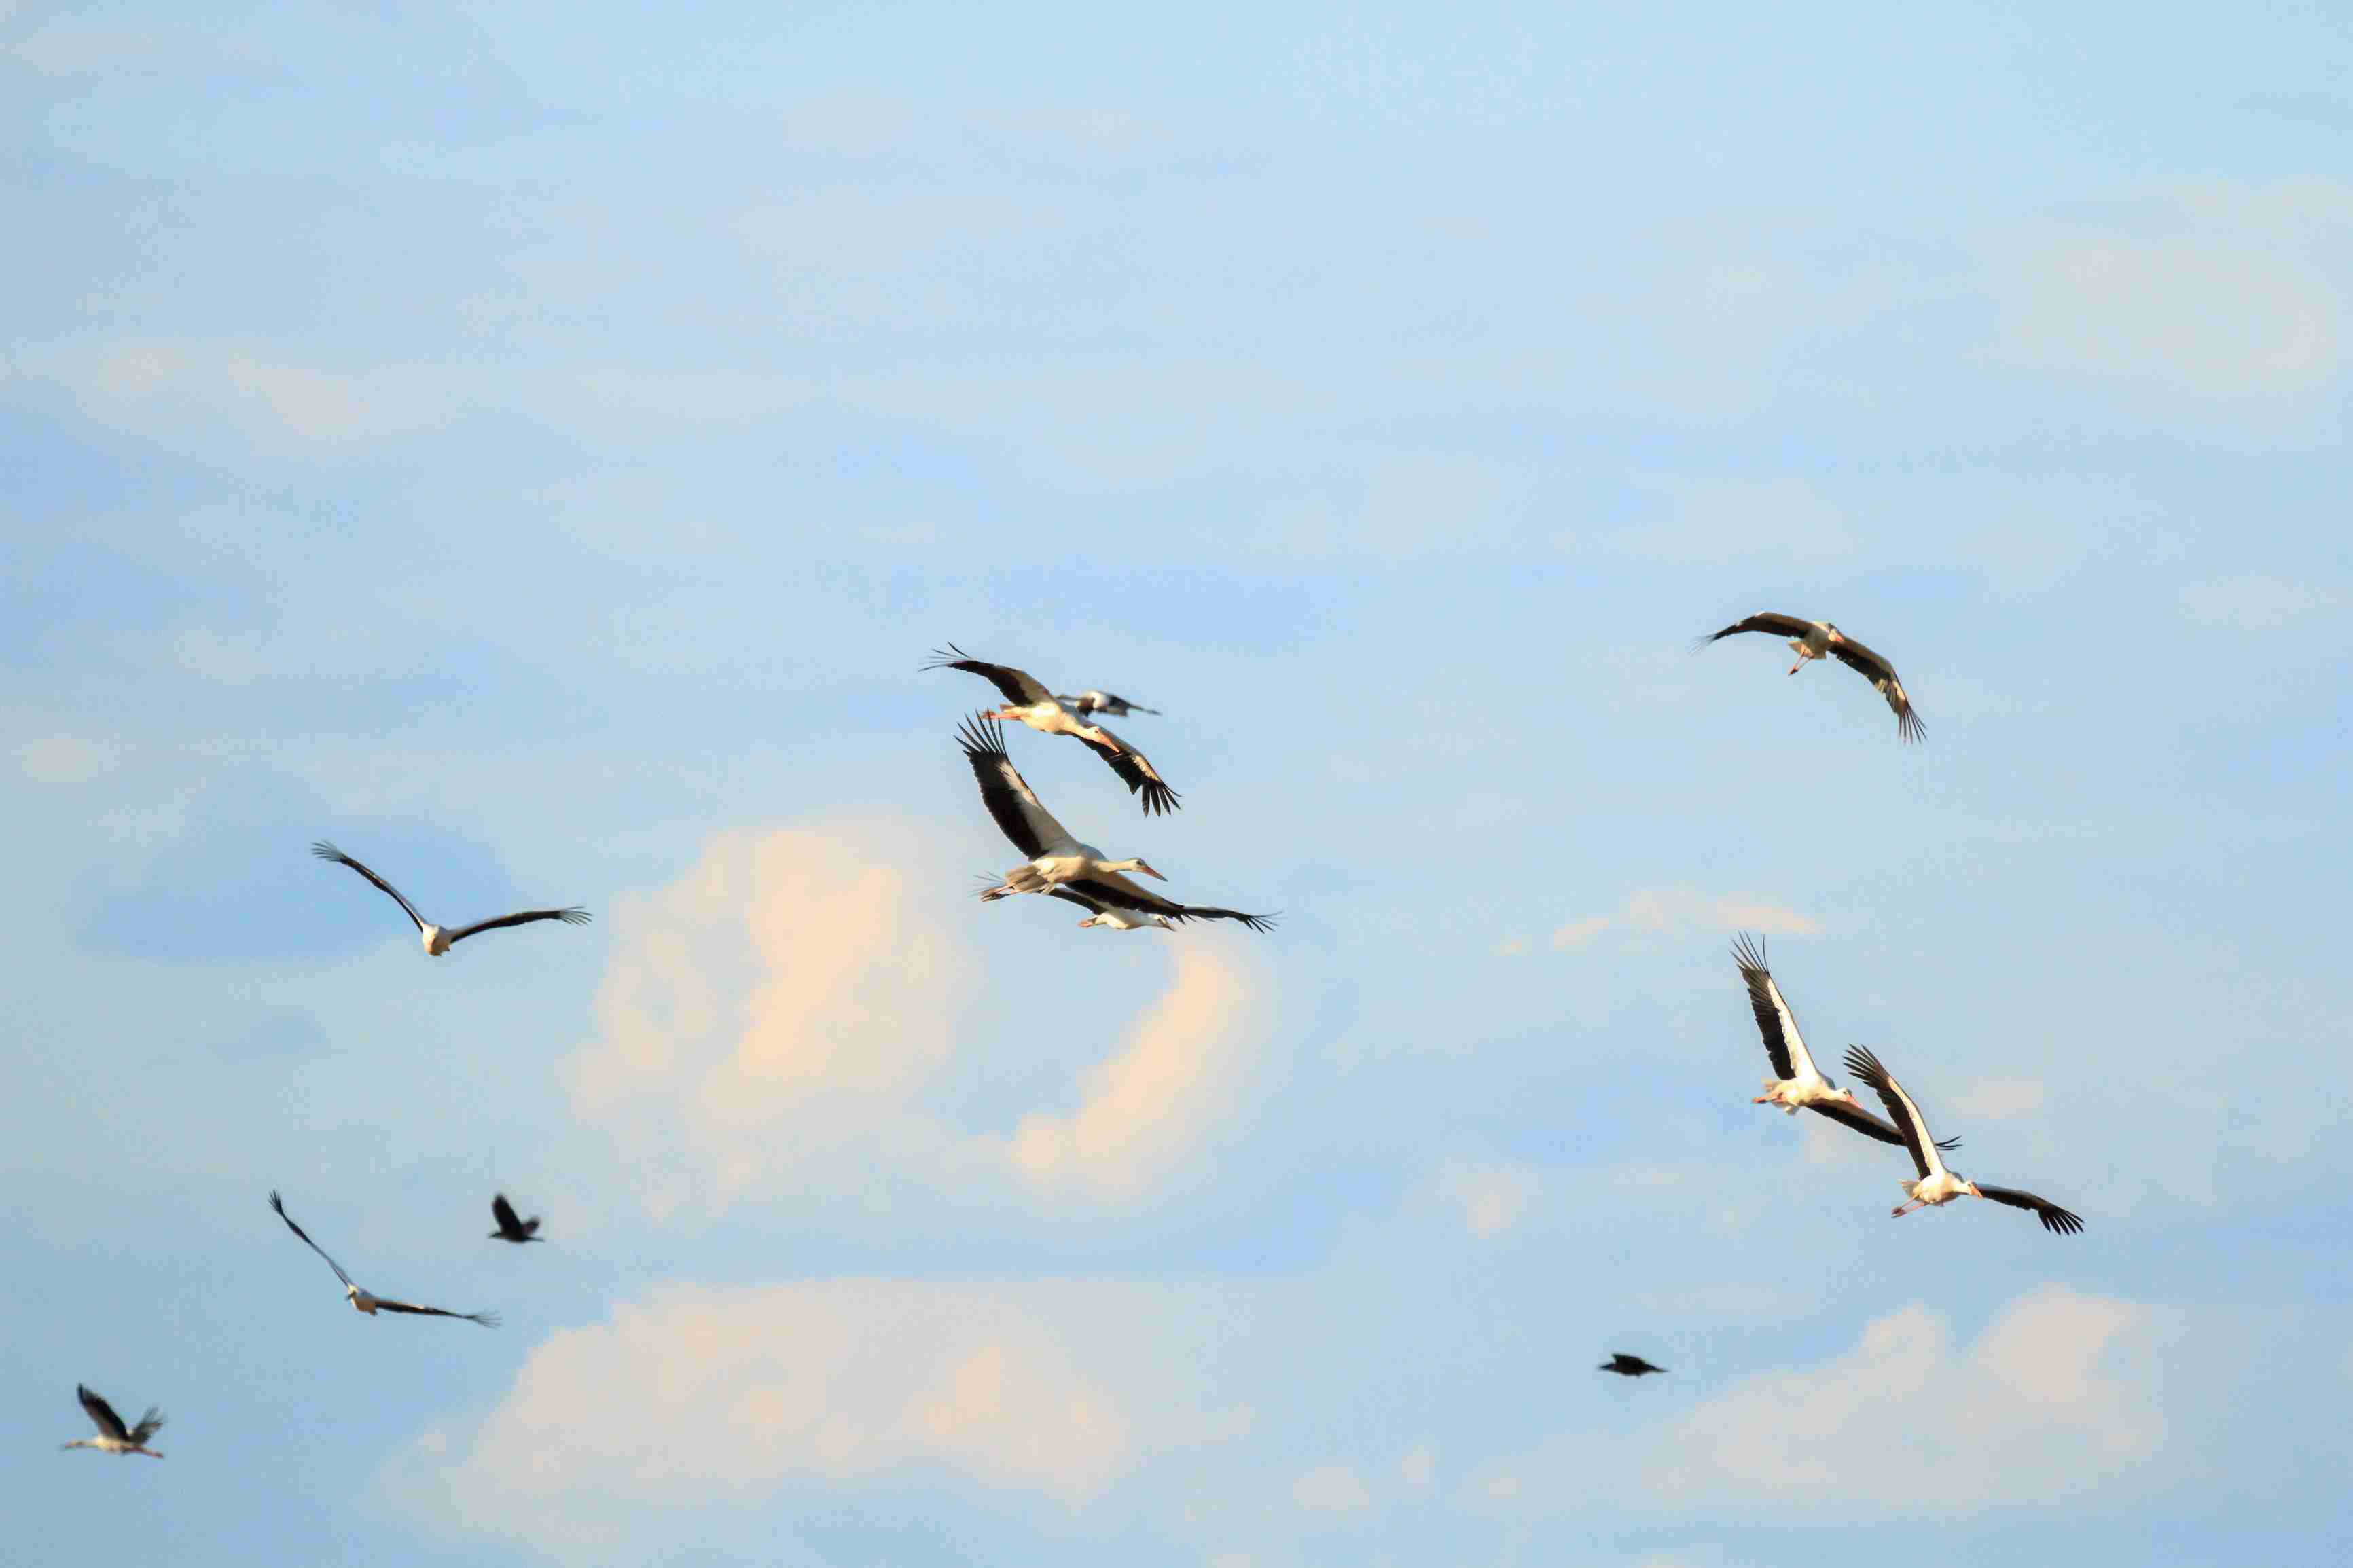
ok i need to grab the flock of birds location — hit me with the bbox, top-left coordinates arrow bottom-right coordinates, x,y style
62,615 -> 2069,1459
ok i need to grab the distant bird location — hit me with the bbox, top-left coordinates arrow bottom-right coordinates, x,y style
1698,613 -> 1924,742
927,645 -> 1180,814
311,841 -> 590,957
61,1385 -> 164,1457
1056,689 -> 1160,719
487,1194 -> 543,1244
270,1190 -> 499,1324
1599,1353 -> 1666,1378
1842,1048 -> 2083,1235
1049,885 -> 1174,930
959,717 -> 1274,932
1733,934 -> 1958,1153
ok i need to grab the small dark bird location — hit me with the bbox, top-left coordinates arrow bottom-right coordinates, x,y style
1600,1353 -> 1667,1377
62,1385 -> 165,1457
488,1193 -> 544,1243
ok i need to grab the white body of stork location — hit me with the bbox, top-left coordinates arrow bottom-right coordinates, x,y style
311,842 -> 590,956
1049,886 -> 1174,930
62,1385 -> 164,1457
927,645 -> 1179,814
1056,689 -> 1159,718
1842,1048 -> 2083,1234
1699,613 -> 1924,742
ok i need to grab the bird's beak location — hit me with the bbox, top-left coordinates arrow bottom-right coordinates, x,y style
1141,862 -> 1167,881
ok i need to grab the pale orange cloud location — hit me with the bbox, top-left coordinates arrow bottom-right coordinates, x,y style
1551,886 -> 1820,950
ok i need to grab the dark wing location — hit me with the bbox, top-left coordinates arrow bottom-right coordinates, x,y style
1804,1095 -> 1962,1152
311,841 -> 425,932
1973,1184 -> 2084,1235
442,907 -> 592,945
958,714 -> 1073,858
1062,874 -> 1277,933
128,1406 -> 166,1444
1841,1047 -> 1937,1181
490,1193 -> 527,1236
1697,612 -> 1820,649
1600,1354 -> 1664,1375
268,1190 -> 354,1288
925,643 -> 1054,706
1828,638 -> 1924,743
1731,933 -> 1809,1080
1077,723 -> 1181,816
77,1385 -> 130,1443
1047,886 -> 1112,915
373,1298 -> 500,1326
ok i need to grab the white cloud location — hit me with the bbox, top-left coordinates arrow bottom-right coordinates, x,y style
1609,475 -> 1853,564
1551,887 -> 1820,950
1399,1442 -> 1437,1490
1001,941 -> 1272,1201
2180,574 -> 2339,631
378,1279 -> 1241,1552
1292,1462 -> 1373,1512
48,337 -> 471,450
1956,1077 -> 2047,1120
1981,178 -> 2353,403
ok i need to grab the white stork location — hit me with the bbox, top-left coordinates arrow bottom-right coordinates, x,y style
61,1385 -> 164,1457
1055,689 -> 1160,718
1733,934 -> 1958,1154
958,716 -> 1275,932
270,1190 -> 500,1324
1841,1048 -> 2083,1234
487,1193 -> 543,1243
312,841 -> 590,956
1698,613 -> 1924,742
1049,885 -> 1174,930
927,644 -> 1179,814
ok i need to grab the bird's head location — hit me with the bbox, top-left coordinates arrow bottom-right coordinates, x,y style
343,1283 -> 360,1302
1150,915 -> 1176,930
1962,1178 -> 1983,1199
1832,1086 -> 1863,1108
1107,857 -> 1166,880
1076,913 -> 1108,928
1826,624 -> 1846,644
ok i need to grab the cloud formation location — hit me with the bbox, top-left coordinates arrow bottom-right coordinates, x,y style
1551,887 -> 1820,951
379,1278 -> 1231,1554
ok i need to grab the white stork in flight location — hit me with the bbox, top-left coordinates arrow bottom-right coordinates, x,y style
1698,613 -> 1924,742
487,1193 -> 544,1243
1841,1048 -> 2083,1234
270,1190 -> 500,1324
927,644 -> 1179,814
62,1385 -> 164,1457
1733,934 -> 1958,1154
1055,689 -> 1159,718
312,841 -> 590,956
1049,884 -> 1174,930
958,716 -> 1275,932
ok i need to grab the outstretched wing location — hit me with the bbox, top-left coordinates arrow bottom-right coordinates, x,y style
442,907 -> 592,945
372,1298 -> 500,1326
311,841 -> 426,932
1841,1047 -> 1940,1182
77,1385 -> 130,1443
1697,612 -> 1819,649
1061,873 -> 1277,934
490,1194 -> 525,1234
1730,933 -> 1812,1080
1829,638 -> 1924,743
128,1406 -> 166,1444
926,644 -> 1054,706
1077,723 -> 1181,816
958,714 -> 1075,858
1803,1095 -> 1962,1152
1973,1184 -> 2083,1235
268,1190 -> 354,1288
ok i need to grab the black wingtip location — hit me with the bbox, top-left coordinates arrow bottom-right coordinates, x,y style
922,641 -> 973,672
956,710 -> 1009,763
1729,931 -> 1767,974
556,907 -> 592,926
309,840 -> 341,861
1842,1044 -> 1888,1084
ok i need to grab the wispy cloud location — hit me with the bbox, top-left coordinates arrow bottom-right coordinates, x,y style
1551,887 -> 1820,951
2180,573 -> 2339,631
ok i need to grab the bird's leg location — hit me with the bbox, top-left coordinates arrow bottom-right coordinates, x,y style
1890,1199 -> 1920,1218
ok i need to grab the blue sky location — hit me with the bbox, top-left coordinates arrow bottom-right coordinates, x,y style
7,1 -> 2352,1563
